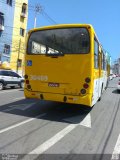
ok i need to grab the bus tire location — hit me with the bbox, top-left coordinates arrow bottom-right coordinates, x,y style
20,82 -> 24,88
105,80 -> 109,90
11,86 -> 15,89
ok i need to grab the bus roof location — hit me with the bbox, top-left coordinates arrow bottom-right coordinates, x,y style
28,24 -> 94,34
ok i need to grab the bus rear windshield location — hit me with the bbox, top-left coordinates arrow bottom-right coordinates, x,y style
27,28 -> 90,55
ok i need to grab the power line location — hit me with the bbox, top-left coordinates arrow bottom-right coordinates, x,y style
0,0 -> 58,25
0,40 -> 26,46
33,4 -> 57,26
2,32 -> 26,37
42,11 -> 57,24
4,25 -> 28,31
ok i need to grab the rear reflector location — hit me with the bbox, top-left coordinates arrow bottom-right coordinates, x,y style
68,97 -> 73,100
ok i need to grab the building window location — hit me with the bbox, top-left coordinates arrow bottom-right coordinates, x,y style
20,28 -> 25,37
7,0 -> 12,6
22,3 -> 27,14
0,12 -> 4,29
20,16 -> 24,23
3,44 -> 10,54
17,59 -> 22,67
21,3 -> 27,19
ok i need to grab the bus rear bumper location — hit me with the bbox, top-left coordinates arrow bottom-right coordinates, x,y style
24,89 -> 92,107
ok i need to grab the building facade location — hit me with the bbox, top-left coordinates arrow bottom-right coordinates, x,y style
0,0 -> 28,75
113,58 -> 120,75
0,0 -> 15,62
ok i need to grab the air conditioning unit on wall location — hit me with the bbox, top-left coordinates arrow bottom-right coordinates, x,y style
0,24 -> 4,31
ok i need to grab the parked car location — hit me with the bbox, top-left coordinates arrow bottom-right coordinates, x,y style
113,74 -> 116,78
0,69 -> 24,91
117,79 -> 120,91
109,74 -> 114,80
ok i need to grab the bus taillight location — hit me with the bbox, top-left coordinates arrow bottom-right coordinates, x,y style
26,80 -> 29,84
83,83 -> 89,89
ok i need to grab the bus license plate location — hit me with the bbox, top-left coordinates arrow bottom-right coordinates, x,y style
48,83 -> 59,87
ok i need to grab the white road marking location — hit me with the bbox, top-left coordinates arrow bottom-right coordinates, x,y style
21,105 -> 35,111
14,97 -> 25,100
0,89 -> 21,94
9,103 -> 36,111
29,124 -> 77,154
29,113 -> 91,154
0,113 -> 46,134
1,103 -> 36,112
80,113 -> 91,128
1,107 -> 18,112
19,103 -> 36,110
63,113 -> 91,128
111,134 -> 120,160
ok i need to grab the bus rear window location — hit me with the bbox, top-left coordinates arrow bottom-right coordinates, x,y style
27,28 -> 90,55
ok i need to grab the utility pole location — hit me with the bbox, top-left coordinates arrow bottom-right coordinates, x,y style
34,4 -> 43,28
16,38 -> 21,73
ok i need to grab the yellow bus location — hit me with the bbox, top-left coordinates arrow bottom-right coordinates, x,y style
24,24 -> 110,107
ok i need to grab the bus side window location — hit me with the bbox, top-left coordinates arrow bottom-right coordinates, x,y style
101,51 -> 103,70
103,53 -> 106,71
94,38 -> 99,69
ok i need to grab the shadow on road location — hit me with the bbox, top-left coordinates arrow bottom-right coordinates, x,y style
112,89 -> 120,94
0,98 -> 92,125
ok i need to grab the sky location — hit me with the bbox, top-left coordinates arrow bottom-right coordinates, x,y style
28,0 -> 120,63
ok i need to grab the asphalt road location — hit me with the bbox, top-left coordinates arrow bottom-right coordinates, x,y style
0,78 -> 120,160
